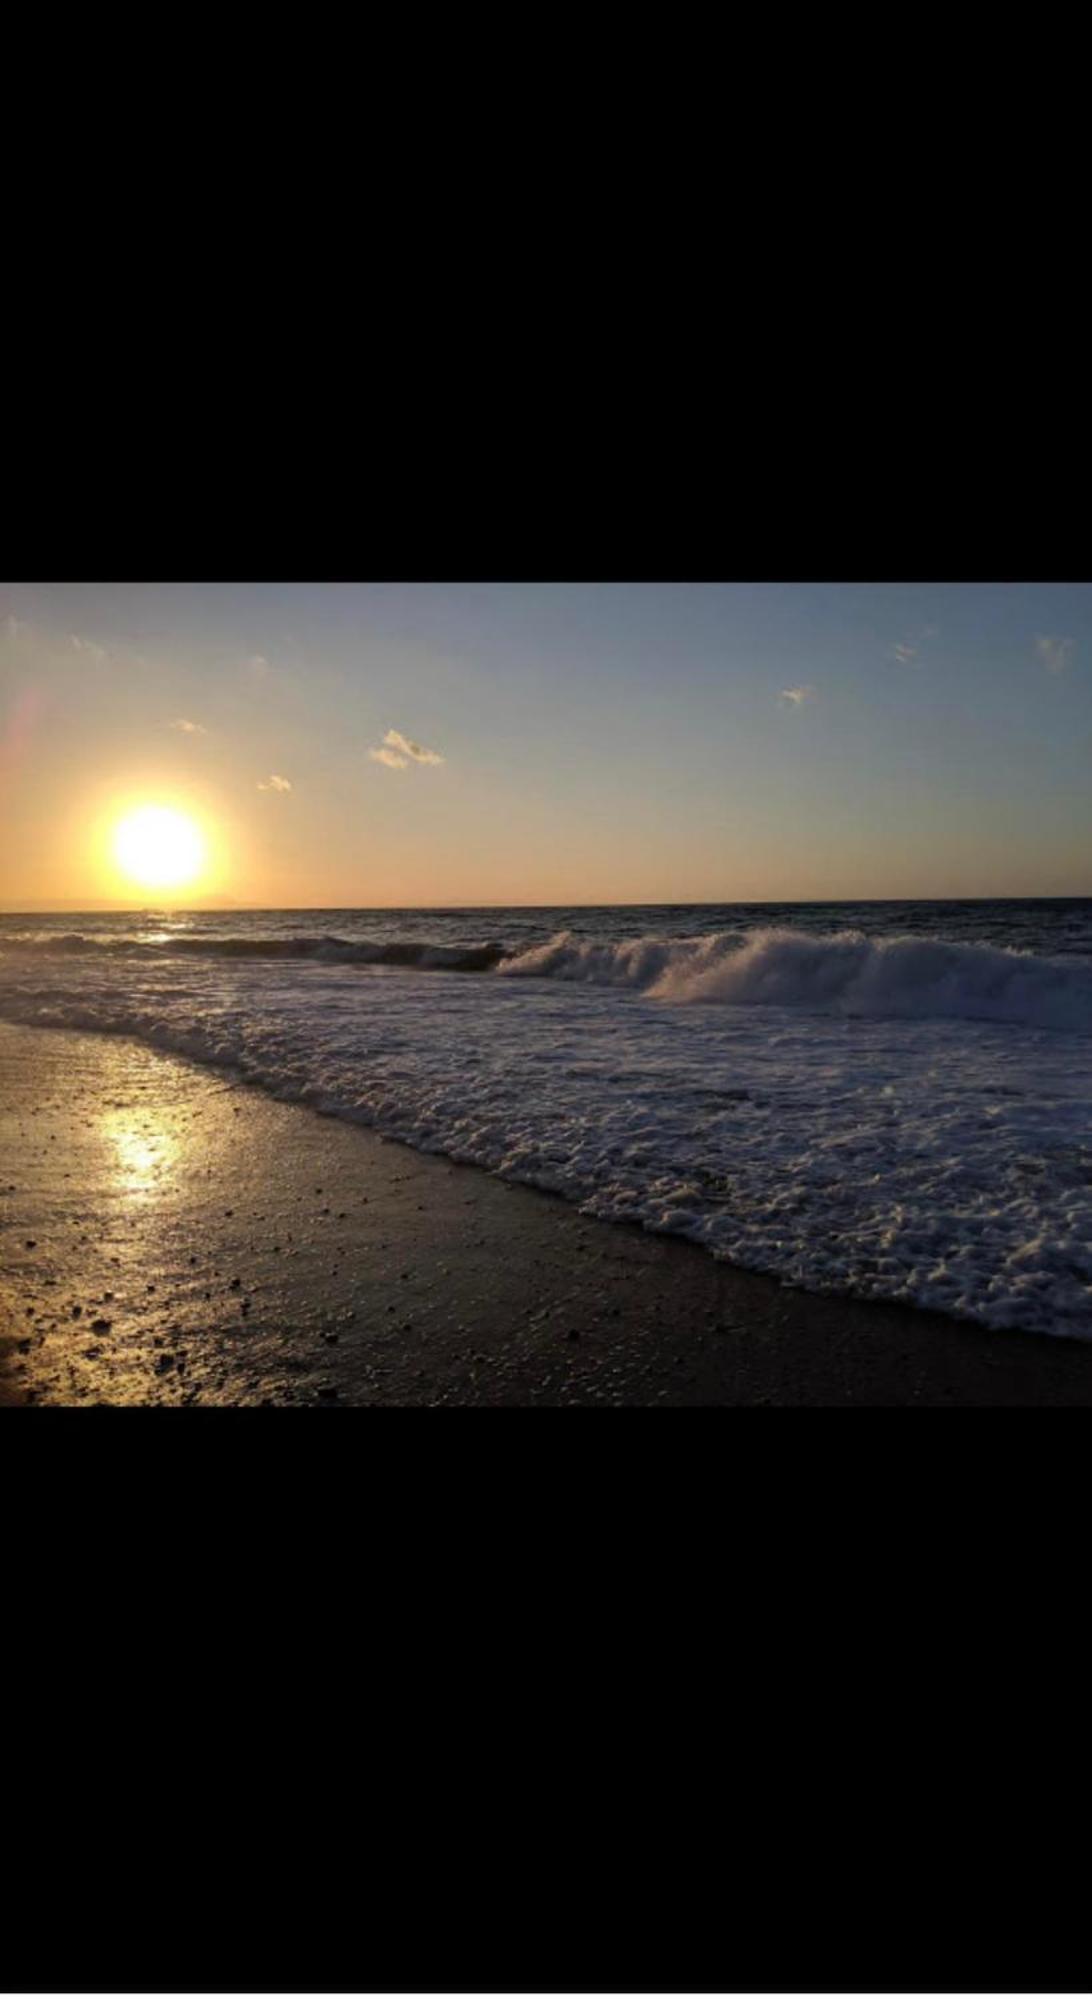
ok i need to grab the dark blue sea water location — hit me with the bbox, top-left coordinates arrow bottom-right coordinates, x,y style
1,897 -> 1092,961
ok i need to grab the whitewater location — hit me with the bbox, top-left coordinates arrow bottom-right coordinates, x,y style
2,901 -> 1091,1340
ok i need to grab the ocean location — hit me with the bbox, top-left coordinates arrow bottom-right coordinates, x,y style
2,900 -> 1091,1340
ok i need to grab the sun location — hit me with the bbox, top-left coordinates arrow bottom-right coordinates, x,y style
112,805 -> 206,893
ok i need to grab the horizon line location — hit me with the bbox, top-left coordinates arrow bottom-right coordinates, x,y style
4,892 -> 1092,915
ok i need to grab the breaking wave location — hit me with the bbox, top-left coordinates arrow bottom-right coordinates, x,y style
4,922 -> 1092,1032
499,927 -> 1092,1032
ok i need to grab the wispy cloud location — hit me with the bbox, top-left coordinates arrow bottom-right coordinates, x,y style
171,717 -> 207,735
779,685 -> 816,707
384,727 -> 444,765
71,633 -> 108,666
4,615 -> 28,642
1036,635 -> 1075,675
370,727 -> 445,769
246,654 -> 271,682
890,625 -> 938,664
258,773 -> 292,792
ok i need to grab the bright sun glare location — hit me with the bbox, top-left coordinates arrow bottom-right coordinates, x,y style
113,806 -> 206,893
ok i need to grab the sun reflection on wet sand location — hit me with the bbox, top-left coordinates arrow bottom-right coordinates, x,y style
100,1107 -> 181,1195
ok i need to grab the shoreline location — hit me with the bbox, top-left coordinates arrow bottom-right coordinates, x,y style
5,1019 -> 1092,1405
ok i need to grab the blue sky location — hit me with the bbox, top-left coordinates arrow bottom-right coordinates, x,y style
2,581 -> 1090,904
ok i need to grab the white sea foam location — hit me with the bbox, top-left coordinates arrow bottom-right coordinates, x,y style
2,921 -> 1091,1341
500,927 -> 1092,1032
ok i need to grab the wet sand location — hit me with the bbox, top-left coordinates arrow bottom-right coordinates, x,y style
4,1019 -> 1092,1405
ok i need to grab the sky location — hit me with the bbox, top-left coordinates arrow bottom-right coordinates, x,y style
2,581 -> 1091,907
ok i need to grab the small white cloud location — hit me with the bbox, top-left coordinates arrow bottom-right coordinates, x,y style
779,685 -> 816,707
258,773 -> 292,792
370,745 -> 409,769
246,654 -> 271,681
71,633 -> 108,665
171,718 -> 207,735
1036,635 -> 1075,675
891,626 -> 938,662
382,727 -> 444,766
4,615 -> 28,642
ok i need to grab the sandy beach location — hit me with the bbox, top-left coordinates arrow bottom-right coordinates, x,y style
3,1018 -> 1092,1406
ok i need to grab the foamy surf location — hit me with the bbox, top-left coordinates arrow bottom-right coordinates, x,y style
6,921 -> 1092,1033
499,926 -> 1092,1033
2,902 -> 1091,1341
